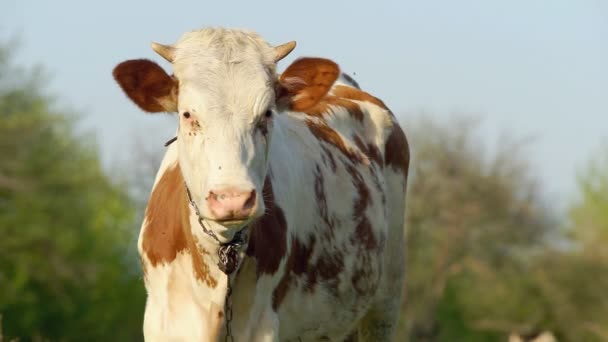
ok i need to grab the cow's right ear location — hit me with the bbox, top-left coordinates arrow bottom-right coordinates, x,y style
112,59 -> 178,113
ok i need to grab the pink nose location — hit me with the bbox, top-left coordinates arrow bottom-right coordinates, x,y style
206,188 -> 256,221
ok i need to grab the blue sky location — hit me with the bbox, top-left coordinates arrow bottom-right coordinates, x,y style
3,0 -> 607,210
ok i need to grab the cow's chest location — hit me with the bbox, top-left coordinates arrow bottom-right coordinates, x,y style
230,215 -> 387,341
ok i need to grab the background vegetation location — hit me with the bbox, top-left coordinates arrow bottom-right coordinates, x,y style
0,44 -> 145,341
1,43 -> 606,341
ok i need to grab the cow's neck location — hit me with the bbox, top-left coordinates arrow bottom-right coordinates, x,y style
186,210 -> 253,339
140,160 -> 250,341
184,204 -> 249,292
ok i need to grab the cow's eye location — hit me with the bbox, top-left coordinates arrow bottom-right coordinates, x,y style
264,110 -> 273,118
258,122 -> 269,136
183,111 -> 191,119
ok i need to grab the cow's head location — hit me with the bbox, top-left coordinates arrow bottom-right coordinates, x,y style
113,28 -> 339,240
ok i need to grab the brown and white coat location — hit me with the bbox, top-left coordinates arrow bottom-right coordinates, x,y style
113,27 -> 409,342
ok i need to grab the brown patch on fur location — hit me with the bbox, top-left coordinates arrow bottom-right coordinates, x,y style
314,164 -> 333,228
190,236 -> 217,288
332,85 -> 388,110
272,237 -> 308,310
278,58 -> 340,111
310,246 -> 344,293
306,119 -> 364,164
247,177 -> 288,276
291,237 -> 317,281
113,59 -> 178,113
352,135 -> 386,204
353,218 -> 378,251
142,164 -> 188,266
353,135 -> 383,166
320,145 -> 337,172
304,96 -> 365,122
369,165 -> 386,205
272,233 -> 345,310
384,123 -> 410,177
142,163 -> 216,288
295,234 -> 344,294
342,159 -> 381,296
350,218 -> 382,297
344,162 -> 371,217
351,264 -> 374,296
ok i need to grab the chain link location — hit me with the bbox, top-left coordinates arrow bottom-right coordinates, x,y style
224,275 -> 234,342
220,236 -> 246,342
186,184 -> 223,244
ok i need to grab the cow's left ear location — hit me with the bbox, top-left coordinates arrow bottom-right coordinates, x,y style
277,58 -> 339,111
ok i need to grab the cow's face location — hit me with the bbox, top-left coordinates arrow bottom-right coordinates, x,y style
113,28 -> 339,238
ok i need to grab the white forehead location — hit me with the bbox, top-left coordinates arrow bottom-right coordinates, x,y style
173,28 -> 275,66
171,28 -> 276,115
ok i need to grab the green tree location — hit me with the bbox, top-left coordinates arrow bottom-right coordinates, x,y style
395,117 -> 608,342
501,146 -> 608,341
398,117 -> 555,341
570,148 -> 608,260
534,147 -> 608,341
0,44 -> 145,340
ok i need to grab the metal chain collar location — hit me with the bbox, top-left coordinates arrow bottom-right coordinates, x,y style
185,184 -> 248,342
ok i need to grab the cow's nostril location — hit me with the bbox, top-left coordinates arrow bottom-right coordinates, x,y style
243,190 -> 256,210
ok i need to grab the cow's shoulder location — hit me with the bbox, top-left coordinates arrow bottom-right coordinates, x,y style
330,82 -> 410,178
293,80 -> 401,171
140,157 -> 218,288
141,162 -> 189,268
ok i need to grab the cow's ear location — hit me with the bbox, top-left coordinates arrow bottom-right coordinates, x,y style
113,59 -> 178,113
277,58 -> 339,111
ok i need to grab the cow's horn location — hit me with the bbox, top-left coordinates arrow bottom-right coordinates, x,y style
151,42 -> 176,63
274,41 -> 296,62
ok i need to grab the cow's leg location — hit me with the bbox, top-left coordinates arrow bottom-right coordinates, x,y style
225,303 -> 279,342
249,308 -> 279,342
355,244 -> 404,342
353,245 -> 404,341
241,276 -> 281,342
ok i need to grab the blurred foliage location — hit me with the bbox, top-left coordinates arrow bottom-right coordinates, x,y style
397,118 -> 608,341
570,149 -> 608,260
0,44 -> 145,340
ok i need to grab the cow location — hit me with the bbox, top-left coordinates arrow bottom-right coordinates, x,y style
112,27 -> 409,342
